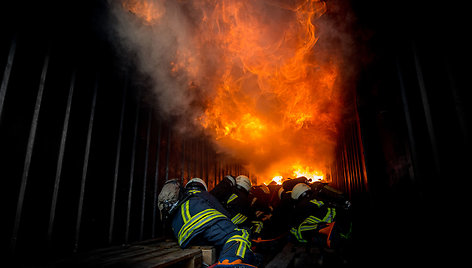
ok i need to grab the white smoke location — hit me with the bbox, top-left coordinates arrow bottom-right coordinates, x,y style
109,0 -> 361,177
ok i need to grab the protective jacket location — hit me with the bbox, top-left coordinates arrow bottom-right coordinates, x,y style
263,187 -> 293,239
249,186 -> 272,238
210,176 -> 235,206
223,186 -> 254,229
290,194 -> 336,245
171,189 -> 257,266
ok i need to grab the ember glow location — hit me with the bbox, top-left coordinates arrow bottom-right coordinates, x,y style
116,0 -> 348,184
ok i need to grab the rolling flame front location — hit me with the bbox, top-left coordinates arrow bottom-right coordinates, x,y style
120,0 -> 345,184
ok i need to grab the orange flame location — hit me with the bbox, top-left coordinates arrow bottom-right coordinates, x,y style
272,176 -> 283,185
292,165 -> 324,181
120,0 -> 343,184
122,0 -> 164,25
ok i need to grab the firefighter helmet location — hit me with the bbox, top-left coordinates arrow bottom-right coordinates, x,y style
259,184 -> 270,194
224,175 -> 236,186
236,175 -> 251,192
291,183 -> 311,200
158,179 -> 181,214
278,187 -> 284,200
185,177 -> 208,191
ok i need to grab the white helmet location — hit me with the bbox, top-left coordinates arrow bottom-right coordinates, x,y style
291,183 -> 311,200
224,175 -> 236,186
235,175 -> 251,192
185,178 -> 208,191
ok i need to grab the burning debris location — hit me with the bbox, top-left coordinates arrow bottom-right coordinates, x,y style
112,0 -> 354,184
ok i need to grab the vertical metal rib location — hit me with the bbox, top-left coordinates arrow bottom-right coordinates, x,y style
354,101 -> 369,192
445,58 -> 468,145
125,99 -> 141,244
413,45 -> 440,175
74,78 -> 98,253
164,127 -> 171,181
396,57 -> 420,184
0,36 -> 16,121
48,71 -> 76,244
139,110 -> 152,241
108,77 -> 128,244
10,51 -> 49,253
151,120 -> 161,238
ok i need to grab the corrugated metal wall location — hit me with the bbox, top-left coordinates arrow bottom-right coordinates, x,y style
329,109 -> 368,200
0,14 -> 245,264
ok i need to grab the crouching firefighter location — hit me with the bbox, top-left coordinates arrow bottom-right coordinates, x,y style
289,183 -> 351,249
158,178 -> 260,267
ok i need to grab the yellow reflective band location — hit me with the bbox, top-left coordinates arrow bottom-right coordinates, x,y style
322,207 -> 336,223
290,227 -> 307,243
185,201 -> 191,222
238,242 -> 246,258
188,189 -> 201,194
179,209 -> 220,239
304,216 -> 317,224
177,209 -> 226,246
251,221 -> 263,233
231,213 -> 247,225
227,193 -> 238,204
226,236 -> 251,259
181,201 -> 191,223
241,228 -> 249,240
179,212 -> 226,246
300,225 -> 317,231
179,209 -> 215,242
310,199 -> 324,207
231,214 -> 241,224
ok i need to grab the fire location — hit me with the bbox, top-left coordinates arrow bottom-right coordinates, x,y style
292,165 -> 324,181
272,176 -> 283,185
268,164 -> 323,185
122,0 -> 164,25
118,0 -> 344,184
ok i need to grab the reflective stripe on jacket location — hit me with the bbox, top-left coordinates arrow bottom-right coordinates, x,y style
291,198 -> 336,243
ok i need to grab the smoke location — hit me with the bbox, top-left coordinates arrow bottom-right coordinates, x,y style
109,0 -> 205,132
109,0 -> 360,180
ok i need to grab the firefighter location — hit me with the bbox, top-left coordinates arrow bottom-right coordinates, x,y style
310,181 -> 352,211
158,178 -> 259,267
224,175 -> 254,230
282,176 -> 310,192
289,182 -> 350,249
210,175 -> 236,205
249,184 -> 272,239
263,184 -> 293,238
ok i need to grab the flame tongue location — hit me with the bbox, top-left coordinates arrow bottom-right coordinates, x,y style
121,0 -> 341,184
